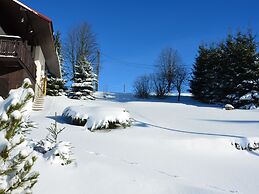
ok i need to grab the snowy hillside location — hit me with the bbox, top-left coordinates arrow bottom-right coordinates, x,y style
29,93 -> 259,194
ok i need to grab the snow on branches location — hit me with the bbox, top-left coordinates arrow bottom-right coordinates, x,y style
0,78 -> 39,193
62,106 -> 132,131
34,119 -> 74,166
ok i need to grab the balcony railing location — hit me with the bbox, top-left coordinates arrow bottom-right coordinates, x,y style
0,35 -> 36,80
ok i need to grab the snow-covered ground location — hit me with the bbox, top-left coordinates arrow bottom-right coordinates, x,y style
29,93 -> 259,194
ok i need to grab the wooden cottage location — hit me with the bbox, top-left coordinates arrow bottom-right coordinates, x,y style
0,0 -> 61,99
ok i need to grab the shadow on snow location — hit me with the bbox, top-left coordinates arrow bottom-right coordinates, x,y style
47,115 -> 69,125
200,119 -> 259,124
134,119 -> 245,139
100,93 -> 221,108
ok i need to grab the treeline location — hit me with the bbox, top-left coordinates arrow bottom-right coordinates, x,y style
133,48 -> 188,101
190,31 -> 259,109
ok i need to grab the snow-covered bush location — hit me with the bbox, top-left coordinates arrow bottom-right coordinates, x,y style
0,78 -> 39,193
224,104 -> 234,110
86,107 -> 132,131
62,106 -> 88,126
43,141 -> 73,166
232,137 -> 259,151
34,122 -> 74,166
62,106 -> 132,131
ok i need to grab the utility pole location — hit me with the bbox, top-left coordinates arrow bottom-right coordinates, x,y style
96,49 -> 100,91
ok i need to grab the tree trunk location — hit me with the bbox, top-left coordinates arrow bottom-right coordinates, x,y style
167,82 -> 171,94
177,88 -> 181,102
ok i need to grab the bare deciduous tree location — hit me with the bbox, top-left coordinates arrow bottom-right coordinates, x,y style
133,75 -> 151,98
64,22 -> 98,81
133,47 -> 187,100
152,72 -> 167,98
156,48 -> 181,94
174,66 -> 188,101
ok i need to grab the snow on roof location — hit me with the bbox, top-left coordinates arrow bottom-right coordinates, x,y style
12,0 -> 52,23
0,35 -> 21,39
10,0 -> 59,77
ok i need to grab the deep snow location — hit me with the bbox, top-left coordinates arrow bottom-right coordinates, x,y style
29,93 -> 259,194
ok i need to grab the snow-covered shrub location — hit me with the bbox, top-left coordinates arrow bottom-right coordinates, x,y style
34,122 -> 73,166
232,137 -> 259,151
0,78 -> 39,193
44,141 -> 73,166
62,106 -> 88,126
62,106 -> 132,131
86,107 -> 132,131
224,104 -> 234,110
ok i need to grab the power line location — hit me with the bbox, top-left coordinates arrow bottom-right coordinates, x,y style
101,52 -> 155,70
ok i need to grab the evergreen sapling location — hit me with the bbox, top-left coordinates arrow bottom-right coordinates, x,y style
0,79 -> 39,194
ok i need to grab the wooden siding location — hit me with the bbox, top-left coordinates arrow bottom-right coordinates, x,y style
0,36 -> 36,79
0,36 -> 36,97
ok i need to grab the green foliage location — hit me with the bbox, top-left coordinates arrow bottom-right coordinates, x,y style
34,119 -> 74,166
54,31 -> 64,65
47,31 -> 67,96
46,76 -> 66,96
65,22 -> 98,100
190,30 -> 259,108
46,121 -> 65,144
0,79 -> 39,193
107,120 -> 132,130
69,58 -> 97,100
62,115 -> 87,126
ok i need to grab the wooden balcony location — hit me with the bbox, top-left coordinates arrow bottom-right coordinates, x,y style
0,35 -> 36,80
0,35 -> 37,98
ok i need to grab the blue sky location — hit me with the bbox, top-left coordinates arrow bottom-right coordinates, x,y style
21,0 -> 259,92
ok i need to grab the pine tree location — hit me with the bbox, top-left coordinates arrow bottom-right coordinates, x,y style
54,31 -> 64,66
47,31 -> 67,96
69,55 -> 97,100
34,120 -> 74,166
46,76 -> 66,96
204,45 -> 223,102
64,22 -> 99,100
190,30 -> 259,108
221,31 -> 259,107
0,79 -> 39,193
190,45 -> 213,102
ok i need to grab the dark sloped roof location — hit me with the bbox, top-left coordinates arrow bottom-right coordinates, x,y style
0,0 -> 61,77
